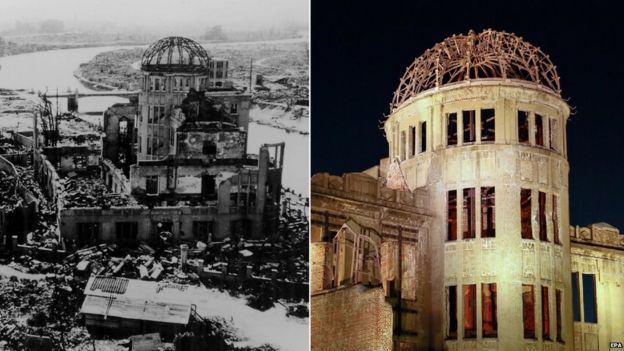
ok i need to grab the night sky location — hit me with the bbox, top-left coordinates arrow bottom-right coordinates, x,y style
311,1 -> 624,230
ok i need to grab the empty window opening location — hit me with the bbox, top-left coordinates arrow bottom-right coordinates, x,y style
420,121 -> 427,153
550,118 -> 559,151
463,110 -> 476,143
572,272 -> 581,322
535,114 -> 544,146
203,141 -> 217,156
482,283 -> 497,338
231,103 -> 238,114
146,175 -> 158,195
521,189 -> 533,239
518,110 -> 530,143
77,223 -> 100,247
201,175 -> 216,196
193,221 -> 214,242
523,284 -> 536,339
447,113 -> 458,146
582,273 -> 598,323
553,195 -> 561,245
448,190 -> 457,241
447,286 -> 458,339
542,286 -> 551,340
556,289 -> 563,343
409,126 -> 416,157
463,188 -> 475,239
481,187 -> 495,238
463,284 -> 477,338
400,130 -> 406,160
116,222 -> 138,245
539,192 -> 547,241
481,108 -> 495,142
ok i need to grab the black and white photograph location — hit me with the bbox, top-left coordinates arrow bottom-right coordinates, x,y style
0,1 -> 309,350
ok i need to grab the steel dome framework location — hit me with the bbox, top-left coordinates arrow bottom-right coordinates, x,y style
141,36 -> 210,73
391,29 -> 562,110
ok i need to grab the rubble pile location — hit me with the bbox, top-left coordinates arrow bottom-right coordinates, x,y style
0,136 -> 26,154
0,275 -> 88,350
60,173 -> 137,209
0,170 -> 21,212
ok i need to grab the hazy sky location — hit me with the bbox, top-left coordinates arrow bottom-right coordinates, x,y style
0,0 -> 309,31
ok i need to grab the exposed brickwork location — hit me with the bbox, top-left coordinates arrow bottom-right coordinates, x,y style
311,285 -> 393,351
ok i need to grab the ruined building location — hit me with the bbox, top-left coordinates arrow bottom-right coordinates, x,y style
311,30 -> 624,351
58,36 -> 283,244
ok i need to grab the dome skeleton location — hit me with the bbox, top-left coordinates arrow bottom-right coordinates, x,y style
141,36 -> 211,73
391,29 -> 561,111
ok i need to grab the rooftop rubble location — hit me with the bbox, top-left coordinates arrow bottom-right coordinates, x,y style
0,135 -> 27,154
60,172 -> 137,209
0,171 -> 21,212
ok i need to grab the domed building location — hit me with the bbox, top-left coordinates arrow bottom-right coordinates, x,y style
63,36 -> 287,244
311,29 -> 624,351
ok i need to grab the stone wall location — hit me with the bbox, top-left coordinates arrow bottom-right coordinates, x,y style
311,285 -> 393,351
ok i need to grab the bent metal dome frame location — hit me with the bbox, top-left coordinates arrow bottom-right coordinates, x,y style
390,29 -> 562,111
141,36 -> 210,73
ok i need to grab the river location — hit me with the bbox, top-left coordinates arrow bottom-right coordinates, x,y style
0,46 -> 309,196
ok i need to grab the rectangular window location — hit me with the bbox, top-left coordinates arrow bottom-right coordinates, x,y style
146,175 -> 158,194
409,126 -> 416,157
155,78 -> 161,91
447,286 -> 458,339
481,187 -> 495,238
550,118 -> 559,151
447,190 -> 457,241
572,272 -> 581,322
556,289 -> 563,342
76,222 -> 100,246
193,221 -> 214,242
447,112 -> 458,146
523,284 -> 536,339
539,191 -> 547,241
521,189 -> 533,239
481,108 -> 495,142
482,283 -> 497,338
535,114 -> 544,146
420,121 -> 427,153
463,188 -> 475,239
553,195 -> 560,244
582,273 -> 598,323
115,222 -> 138,244
518,110 -> 529,143
231,103 -> 238,114
400,131 -> 406,160
463,110 -> 476,143
138,135 -> 142,154
542,286 -> 551,340
463,284 -> 477,338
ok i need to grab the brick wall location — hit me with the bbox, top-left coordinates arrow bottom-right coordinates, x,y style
311,285 -> 393,351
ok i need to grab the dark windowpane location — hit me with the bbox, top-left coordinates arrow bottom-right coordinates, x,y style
463,110 -> 476,143
521,189 -> 533,239
420,121 -> 427,152
542,286 -> 551,340
481,187 -> 495,238
535,114 -> 544,146
463,284 -> 476,338
518,110 -> 529,143
447,286 -> 457,339
539,192 -> 547,241
556,289 -> 564,342
410,126 -> 416,156
463,188 -> 475,239
582,274 -> 598,323
523,284 -> 536,339
447,113 -> 458,146
447,190 -> 457,241
572,272 -> 581,322
481,108 -> 495,142
482,283 -> 497,337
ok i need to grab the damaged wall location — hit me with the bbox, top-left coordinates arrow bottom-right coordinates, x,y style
176,129 -> 245,160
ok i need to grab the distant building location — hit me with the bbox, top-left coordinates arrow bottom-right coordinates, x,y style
311,30 -> 624,351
